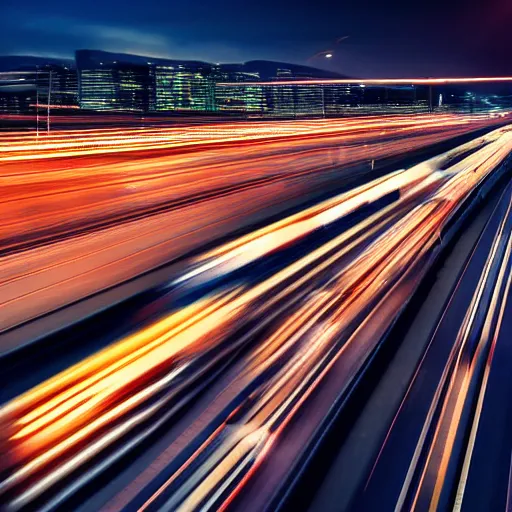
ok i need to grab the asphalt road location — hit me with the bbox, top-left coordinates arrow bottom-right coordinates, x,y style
2,117 -> 512,512
305,179 -> 506,512
1,114 -> 508,346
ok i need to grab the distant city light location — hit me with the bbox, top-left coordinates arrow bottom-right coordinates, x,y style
4,48 -> 512,119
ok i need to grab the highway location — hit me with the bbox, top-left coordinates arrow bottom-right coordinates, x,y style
0,113 -> 509,334
1,114 -> 512,511
349,178 -> 512,512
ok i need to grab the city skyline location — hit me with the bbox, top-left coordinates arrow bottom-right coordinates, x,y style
4,47 -> 512,119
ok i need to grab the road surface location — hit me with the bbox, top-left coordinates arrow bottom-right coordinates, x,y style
1,113 -> 509,335
1,117 -> 512,511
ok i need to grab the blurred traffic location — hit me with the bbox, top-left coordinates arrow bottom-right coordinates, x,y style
1,115 -> 512,511
0,113 -> 509,332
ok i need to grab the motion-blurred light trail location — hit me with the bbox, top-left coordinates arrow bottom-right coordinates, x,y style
218,77 -> 512,87
1,123 -> 512,511
360,179 -> 512,512
0,113 -> 498,161
1,113 -> 507,333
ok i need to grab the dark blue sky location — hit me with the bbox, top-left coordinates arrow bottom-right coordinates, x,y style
1,0 -> 511,77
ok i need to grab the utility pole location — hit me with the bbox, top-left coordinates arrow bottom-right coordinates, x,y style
36,67 -> 39,137
321,85 -> 326,118
47,69 -> 52,134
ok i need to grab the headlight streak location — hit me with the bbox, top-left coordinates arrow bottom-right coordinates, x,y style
1,113 -> 508,335
360,181 -> 512,512
1,122 -> 512,511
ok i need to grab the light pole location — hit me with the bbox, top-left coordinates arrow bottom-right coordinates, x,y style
47,69 -> 52,134
321,85 -> 326,118
36,67 -> 39,137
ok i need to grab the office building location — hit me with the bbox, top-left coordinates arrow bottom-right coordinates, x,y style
214,64 -> 265,114
0,64 -> 78,116
76,51 -> 152,111
153,62 -> 214,112
36,64 -> 79,109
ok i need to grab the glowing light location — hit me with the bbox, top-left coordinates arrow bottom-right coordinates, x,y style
218,76 -> 512,87
2,122 -> 512,510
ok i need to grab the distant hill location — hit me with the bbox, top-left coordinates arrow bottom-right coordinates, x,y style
0,56 -> 74,72
74,50 -> 346,79
75,50 -> 210,69
241,60 -> 348,80
0,52 -> 347,80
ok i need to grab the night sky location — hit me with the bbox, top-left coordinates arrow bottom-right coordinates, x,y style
0,0 -> 511,77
